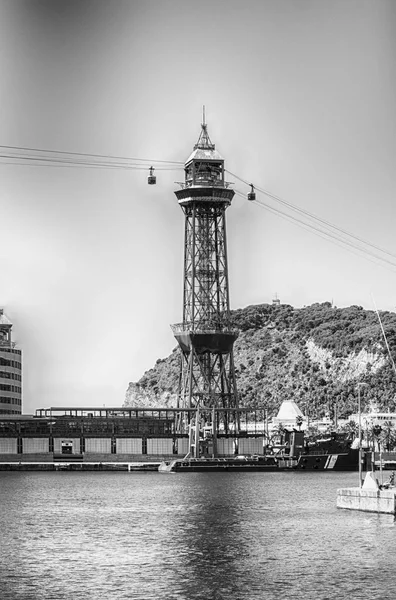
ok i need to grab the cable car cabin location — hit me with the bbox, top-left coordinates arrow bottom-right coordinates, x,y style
247,184 -> 256,201
147,166 -> 156,185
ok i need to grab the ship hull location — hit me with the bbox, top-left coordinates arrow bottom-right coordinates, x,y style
159,450 -> 359,472
159,456 -> 297,472
295,449 -> 359,471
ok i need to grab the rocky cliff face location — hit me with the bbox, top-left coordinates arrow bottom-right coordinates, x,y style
305,339 -> 385,383
124,382 -> 178,408
124,302 -> 396,417
124,348 -> 180,408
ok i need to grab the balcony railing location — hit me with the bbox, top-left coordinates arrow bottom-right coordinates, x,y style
176,180 -> 233,190
171,322 -> 238,335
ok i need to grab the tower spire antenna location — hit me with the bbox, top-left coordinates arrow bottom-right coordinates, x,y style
194,105 -> 215,150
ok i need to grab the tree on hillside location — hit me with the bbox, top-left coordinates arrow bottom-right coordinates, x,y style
125,302 -> 396,415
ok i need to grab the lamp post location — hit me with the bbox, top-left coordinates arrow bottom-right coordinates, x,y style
357,383 -> 366,488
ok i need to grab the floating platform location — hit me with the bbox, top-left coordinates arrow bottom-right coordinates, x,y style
337,472 -> 396,514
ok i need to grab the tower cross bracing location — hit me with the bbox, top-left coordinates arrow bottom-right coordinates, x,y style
172,120 -> 239,427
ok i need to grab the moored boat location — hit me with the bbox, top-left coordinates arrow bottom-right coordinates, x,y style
159,455 -> 297,472
295,432 -> 359,470
295,448 -> 359,470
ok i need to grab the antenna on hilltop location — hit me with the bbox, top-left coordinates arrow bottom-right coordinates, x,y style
272,293 -> 280,306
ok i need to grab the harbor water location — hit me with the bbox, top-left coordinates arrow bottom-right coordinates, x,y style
0,471 -> 395,600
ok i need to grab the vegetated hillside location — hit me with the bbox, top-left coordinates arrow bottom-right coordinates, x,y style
124,302 -> 396,418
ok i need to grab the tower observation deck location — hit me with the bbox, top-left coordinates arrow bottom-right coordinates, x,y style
172,118 -> 239,424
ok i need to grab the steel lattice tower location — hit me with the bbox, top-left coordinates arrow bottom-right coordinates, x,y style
171,117 -> 239,436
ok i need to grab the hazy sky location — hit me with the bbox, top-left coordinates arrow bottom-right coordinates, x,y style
1,0 -> 396,414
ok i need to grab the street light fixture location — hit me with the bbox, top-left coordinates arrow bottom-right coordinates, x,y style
357,382 -> 367,488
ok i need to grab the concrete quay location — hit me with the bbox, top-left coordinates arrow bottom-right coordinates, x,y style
337,487 -> 396,514
337,472 -> 396,514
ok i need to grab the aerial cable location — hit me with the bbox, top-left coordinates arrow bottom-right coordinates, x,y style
252,195 -> 374,257
0,156 -> 151,170
4,145 -> 394,264
255,184 -> 396,262
0,159 -> 153,171
0,154 -> 175,168
248,198 -> 396,273
252,196 -> 396,271
0,153 -> 183,171
0,144 -> 184,166
228,169 -> 396,263
235,190 -> 396,273
0,153 -> 150,168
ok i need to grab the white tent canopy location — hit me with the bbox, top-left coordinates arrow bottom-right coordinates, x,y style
271,400 -> 306,431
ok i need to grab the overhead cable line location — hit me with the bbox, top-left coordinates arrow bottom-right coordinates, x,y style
228,169 -> 396,263
234,190 -> 396,273
237,190 -> 396,272
0,144 -> 184,166
2,143 -> 394,269
0,160 -> 180,171
0,153 -> 182,171
0,153 -> 150,169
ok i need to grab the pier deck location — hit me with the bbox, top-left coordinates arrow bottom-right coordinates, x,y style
337,487 -> 396,514
0,461 -> 161,471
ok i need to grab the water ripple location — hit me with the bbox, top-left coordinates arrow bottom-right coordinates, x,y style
0,471 -> 395,599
